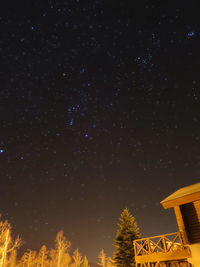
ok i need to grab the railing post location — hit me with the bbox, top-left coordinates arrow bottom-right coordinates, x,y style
162,235 -> 167,252
147,238 -> 151,253
133,240 -> 138,256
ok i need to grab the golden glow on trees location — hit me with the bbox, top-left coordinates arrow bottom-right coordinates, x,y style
0,218 -> 116,267
0,220 -> 21,267
82,256 -> 90,267
98,250 -> 107,267
98,250 -> 115,267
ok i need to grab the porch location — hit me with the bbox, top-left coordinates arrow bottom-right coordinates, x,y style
134,232 -> 191,266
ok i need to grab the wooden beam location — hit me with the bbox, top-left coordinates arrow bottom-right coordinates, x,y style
174,206 -> 189,244
135,249 -> 191,263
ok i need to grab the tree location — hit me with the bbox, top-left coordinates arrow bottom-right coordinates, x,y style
113,208 -> 141,267
36,245 -> 48,267
55,231 -> 71,267
82,256 -> 90,267
98,250 -> 107,267
49,249 -> 57,267
61,252 -> 71,267
7,249 -> 17,267
106,257 -> 115,267
0,220 -> 21,267
72,249 -> 82,267
18,249 -> 37,267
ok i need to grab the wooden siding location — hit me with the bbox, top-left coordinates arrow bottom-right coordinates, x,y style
174,206 -> 189,244
180,200 -> 200,244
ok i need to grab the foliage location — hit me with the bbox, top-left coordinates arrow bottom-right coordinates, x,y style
82,256 -> 90,267
106,257 -> 115,267
72,249 -> 82,267
0,217 -> 116,267
0,220 -> 21,267
98,250 -> 115,267
98,250 -> 106,267
113,208 -> 141,267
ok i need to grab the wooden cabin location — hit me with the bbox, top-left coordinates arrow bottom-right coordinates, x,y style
134,183 -> 200,267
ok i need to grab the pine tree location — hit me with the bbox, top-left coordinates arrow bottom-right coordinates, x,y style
114,208 -> 141,267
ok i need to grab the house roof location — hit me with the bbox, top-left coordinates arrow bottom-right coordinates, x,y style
160,183 -> 200,209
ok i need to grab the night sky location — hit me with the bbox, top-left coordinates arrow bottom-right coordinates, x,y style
0,0 -> 200,262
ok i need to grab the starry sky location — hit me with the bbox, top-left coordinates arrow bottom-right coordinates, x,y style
0,0 -> 200,262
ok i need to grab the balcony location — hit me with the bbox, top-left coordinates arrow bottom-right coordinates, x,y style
134,232 -> 191,264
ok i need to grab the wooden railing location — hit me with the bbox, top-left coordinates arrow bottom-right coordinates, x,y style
134,232 -> 190,257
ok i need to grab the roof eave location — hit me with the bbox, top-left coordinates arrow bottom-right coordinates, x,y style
161,191 -> 200,209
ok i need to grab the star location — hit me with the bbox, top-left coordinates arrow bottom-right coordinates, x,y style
0,1 -> 200,263
84,132 -> 89,138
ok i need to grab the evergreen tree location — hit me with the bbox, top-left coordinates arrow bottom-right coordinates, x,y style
114,208 -> 141,267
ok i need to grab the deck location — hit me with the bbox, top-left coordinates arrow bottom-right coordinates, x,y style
134,232 -> 191,264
